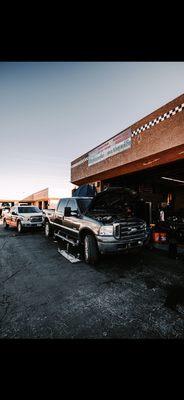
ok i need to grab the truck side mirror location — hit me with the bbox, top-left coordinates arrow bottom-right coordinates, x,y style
64,207 -> 71,217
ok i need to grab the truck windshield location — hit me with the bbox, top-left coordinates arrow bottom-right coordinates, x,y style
77,199 -> 92,213
18,207 -> 40,213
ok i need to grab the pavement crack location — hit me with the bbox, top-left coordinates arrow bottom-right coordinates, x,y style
2,269 -> 22,284
0,302 -> 10,324
0,239 -> 8,251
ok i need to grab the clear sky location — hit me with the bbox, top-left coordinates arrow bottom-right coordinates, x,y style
0,62 -> 184,199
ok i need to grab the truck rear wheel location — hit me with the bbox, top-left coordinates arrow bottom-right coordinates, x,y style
84,234 -> 99,265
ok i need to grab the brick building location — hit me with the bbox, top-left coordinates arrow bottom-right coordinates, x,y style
71,94 -> 184,223
0,188 -> 60,212
21,188 -> 60,209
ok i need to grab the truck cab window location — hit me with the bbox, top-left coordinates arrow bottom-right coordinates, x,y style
57,199 -> 68,213
67,199 -> 78,214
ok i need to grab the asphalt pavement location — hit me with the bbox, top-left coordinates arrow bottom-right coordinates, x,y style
1,221 -> 184,338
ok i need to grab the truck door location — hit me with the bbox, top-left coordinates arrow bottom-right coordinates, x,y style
8,207 -> 18,227
11,207 -> 19,227
4,210 -> 11,225
5,207 -> 14,226
63,198 -> 80,240
54,199 -> 68,228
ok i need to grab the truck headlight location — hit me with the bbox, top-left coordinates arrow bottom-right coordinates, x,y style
99,225 -> 114,236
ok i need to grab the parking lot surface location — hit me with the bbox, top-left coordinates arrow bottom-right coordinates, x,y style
0,221 -> 184,338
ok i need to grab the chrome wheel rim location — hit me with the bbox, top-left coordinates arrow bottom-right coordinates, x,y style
45,223 -> 49,237
18,222 -> 21,232
84,238 -> 89,260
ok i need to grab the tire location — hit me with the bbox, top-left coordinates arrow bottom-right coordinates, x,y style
45,220 -> 53,238
3,219 -> 9,229
84,234 -> 99,265
17,221 -> 23,233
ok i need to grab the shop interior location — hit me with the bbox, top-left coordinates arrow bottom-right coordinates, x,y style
102,158 -> 184,243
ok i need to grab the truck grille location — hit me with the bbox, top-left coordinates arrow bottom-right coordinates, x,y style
30,216 -> 42,222
114,221 -> 146,240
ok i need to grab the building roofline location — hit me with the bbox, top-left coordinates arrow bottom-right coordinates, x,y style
71,92 -> 184,165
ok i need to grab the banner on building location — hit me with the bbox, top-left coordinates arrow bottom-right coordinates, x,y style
88,128 -> 132,166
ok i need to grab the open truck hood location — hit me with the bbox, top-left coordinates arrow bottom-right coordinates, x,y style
87,187 -> 140,212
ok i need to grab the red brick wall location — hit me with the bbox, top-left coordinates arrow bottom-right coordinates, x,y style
71,94 -> 184,185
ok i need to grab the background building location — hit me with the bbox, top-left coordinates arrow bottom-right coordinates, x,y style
21,187 -> 60,209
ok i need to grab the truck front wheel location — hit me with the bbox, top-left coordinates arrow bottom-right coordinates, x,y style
17,221 -> 23,233
45,221 -> 53,238
84,234 -> 99,265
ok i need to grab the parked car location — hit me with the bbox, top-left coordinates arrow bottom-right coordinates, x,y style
43,187 -> 148,265
3,205 -> 43,233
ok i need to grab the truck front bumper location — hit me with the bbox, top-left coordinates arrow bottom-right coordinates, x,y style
21,221 -> 43,228
96,234 -> 148,254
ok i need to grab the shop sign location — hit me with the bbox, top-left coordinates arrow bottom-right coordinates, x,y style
88,128 -> 132,166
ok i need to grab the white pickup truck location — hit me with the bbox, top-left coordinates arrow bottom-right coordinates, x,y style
3,205 -> 43,233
